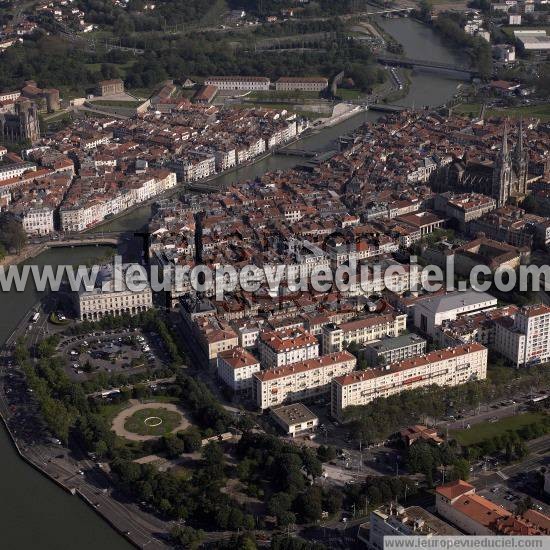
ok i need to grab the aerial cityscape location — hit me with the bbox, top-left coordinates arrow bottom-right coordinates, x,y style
0,0 -> 549,549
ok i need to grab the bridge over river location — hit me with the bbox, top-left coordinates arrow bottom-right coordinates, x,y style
376,54 -> 478,78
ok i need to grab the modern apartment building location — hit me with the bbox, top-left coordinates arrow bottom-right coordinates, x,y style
204,76 -> 270,91
330,343 -> 488,420
258,327 -> 319,369
321,312 -> 407,354
217,346 -> 261,398
494,304 -> 550,367
253,350 -> 356,409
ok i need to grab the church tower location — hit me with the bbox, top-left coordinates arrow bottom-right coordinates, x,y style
513,118 -> 528,197
492,120 -> 512,208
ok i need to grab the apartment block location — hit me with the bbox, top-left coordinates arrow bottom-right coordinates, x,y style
253,350 -> 356,409
217,346 -> 261,398
494,304 -> 550,367
258,327 -> 319,369
331,343 -> 488,420
321,311 -> 407,354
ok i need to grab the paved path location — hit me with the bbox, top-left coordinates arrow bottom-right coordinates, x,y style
111,400 -> 190,441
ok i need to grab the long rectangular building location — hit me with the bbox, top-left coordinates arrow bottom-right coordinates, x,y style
253,351 -> 356,410
204,76 -> 270,91
275,77 -> 328,92
330,343 -> 487,420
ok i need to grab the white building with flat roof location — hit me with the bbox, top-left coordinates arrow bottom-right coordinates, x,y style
515,30 -> 550,51
76,264 -> 153,321
413,290 -> 497,337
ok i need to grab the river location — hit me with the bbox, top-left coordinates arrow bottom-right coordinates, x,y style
0,17 -> 466,550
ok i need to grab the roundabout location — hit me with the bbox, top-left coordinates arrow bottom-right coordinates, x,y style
111,400 -> 191,441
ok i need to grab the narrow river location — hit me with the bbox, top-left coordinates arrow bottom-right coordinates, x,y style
0,17 -> 467,550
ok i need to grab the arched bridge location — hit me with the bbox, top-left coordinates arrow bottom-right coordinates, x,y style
376,55 -> 478,78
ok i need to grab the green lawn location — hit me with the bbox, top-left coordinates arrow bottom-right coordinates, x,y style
450,412 -> 547,446
336,88 -> 366,100
454,103 -> 550,122
124,407 -> 183,436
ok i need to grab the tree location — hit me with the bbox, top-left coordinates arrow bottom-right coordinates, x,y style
0,213 -> 27,253
201,441 -> 225,481
162,434 -> 185,458
294,486 -> 323,523
179,427 -> 202,453
301,447 -> 323,480
451,458 -> 470,481
171,525 -> 203,549
268,492 -> 293,521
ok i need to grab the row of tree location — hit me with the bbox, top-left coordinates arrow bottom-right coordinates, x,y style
342,363 -> 550,444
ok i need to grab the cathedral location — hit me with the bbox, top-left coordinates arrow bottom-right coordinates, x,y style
0,99 -> 41,144
438,119 -> 529,207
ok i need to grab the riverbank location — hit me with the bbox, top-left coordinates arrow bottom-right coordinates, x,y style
0,308 -> 167,549
0,243 -> 48,268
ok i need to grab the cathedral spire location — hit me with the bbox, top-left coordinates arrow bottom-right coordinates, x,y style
502,118 -> 509,158
516,117 -> 524,157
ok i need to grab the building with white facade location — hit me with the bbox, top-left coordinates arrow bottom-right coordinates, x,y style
0,161 -> 36,182
76,264 -> 153,321
331,343 -> 488,420
258,327 -> 319,369
413,290 -> 497,337
60,170 -> 176,231
204,76 -> 270,91
321,311 -> 407,354
253,350 -> 356,409
19,206 -> 54,235
217,346 -> 261,398
436,480 -> 505,535
494,304 -> 550,367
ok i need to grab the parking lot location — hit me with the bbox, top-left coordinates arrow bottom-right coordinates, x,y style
478,481 -> 549,515
57,329 -> 171,380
